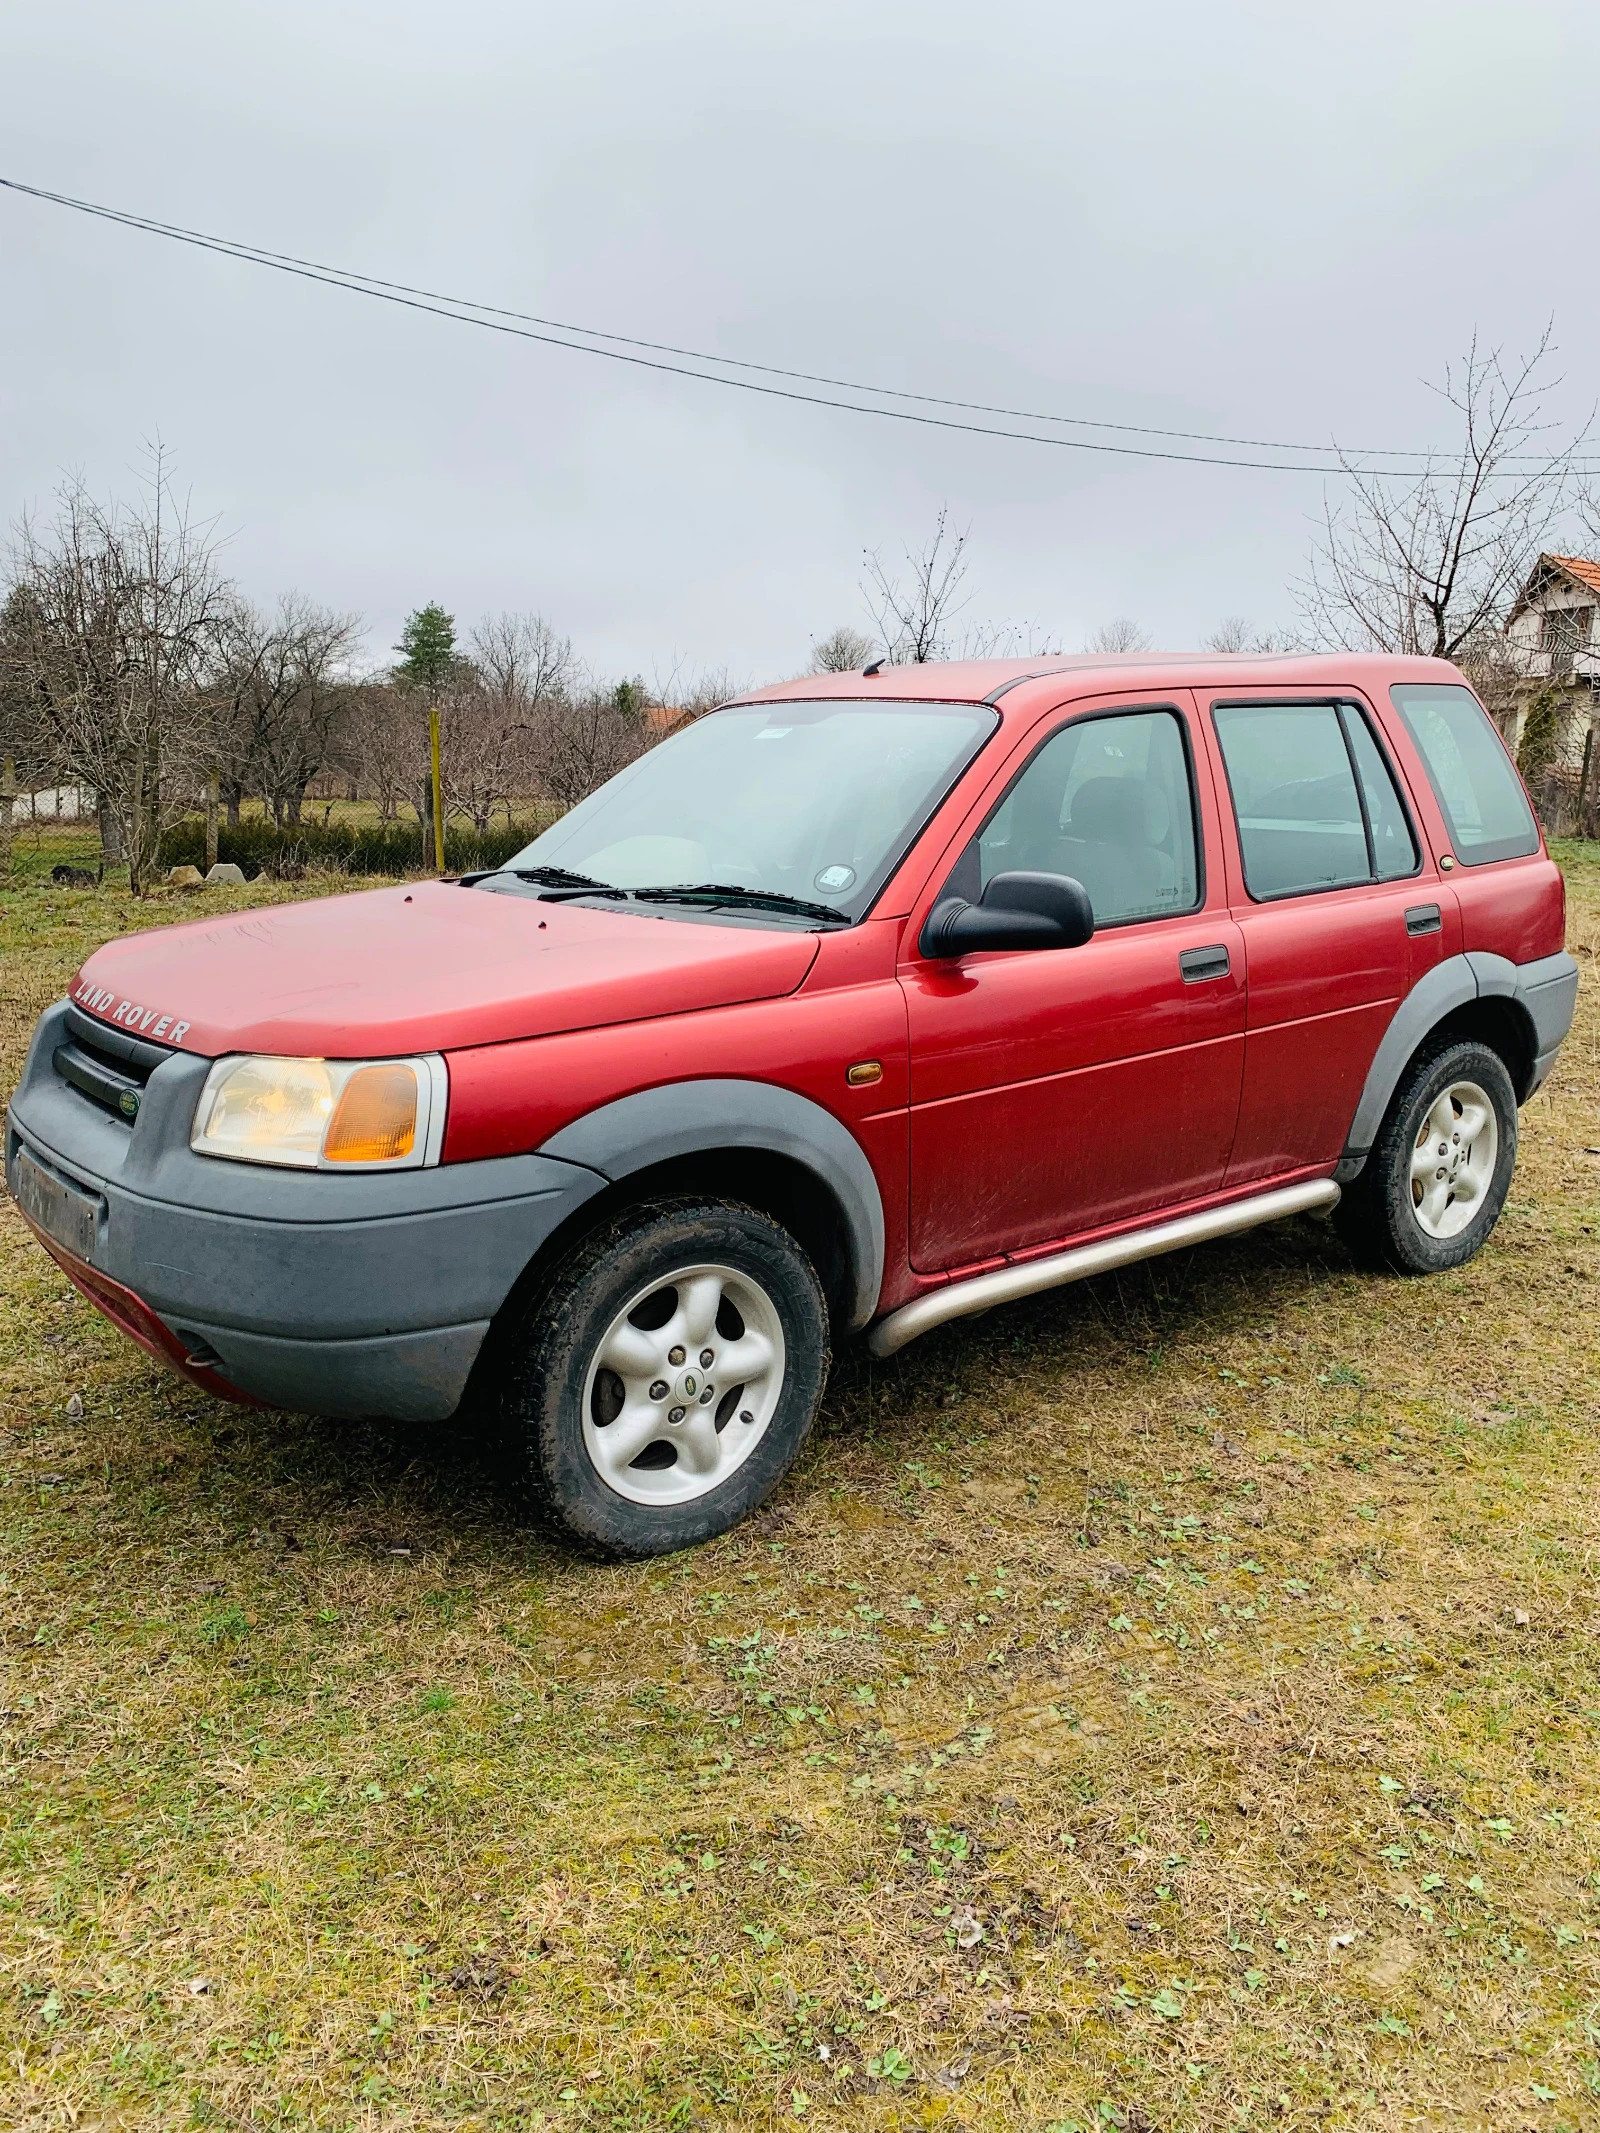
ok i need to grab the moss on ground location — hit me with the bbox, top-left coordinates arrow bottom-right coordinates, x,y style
2,839 -> 1599,2131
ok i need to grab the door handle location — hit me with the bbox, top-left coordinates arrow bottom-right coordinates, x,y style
1179,944 -> 1231,982
1405,903 -> 1442,936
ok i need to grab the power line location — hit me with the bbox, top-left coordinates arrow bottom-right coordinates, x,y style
0,175 -> 1423,460
3,175 -> 1591,479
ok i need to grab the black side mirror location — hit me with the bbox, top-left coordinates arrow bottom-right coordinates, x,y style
920,870 -> 1095,958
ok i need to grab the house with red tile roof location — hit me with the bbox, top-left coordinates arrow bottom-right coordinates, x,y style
1506,554 -> 1600,687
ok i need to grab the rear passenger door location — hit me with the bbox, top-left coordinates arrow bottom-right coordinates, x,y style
1208,693 -> 1438,1183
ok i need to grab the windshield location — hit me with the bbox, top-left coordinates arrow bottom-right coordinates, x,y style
502,699 -> 998,921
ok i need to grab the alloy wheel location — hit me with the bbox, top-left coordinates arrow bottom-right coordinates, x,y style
1409,1079 -> 1498,1240
580,1261 -> 787,1506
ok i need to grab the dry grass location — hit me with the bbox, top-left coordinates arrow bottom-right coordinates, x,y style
2,839 -> 1599,2133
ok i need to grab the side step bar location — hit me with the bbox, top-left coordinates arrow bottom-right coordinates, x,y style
865,1178 -> 1341,1359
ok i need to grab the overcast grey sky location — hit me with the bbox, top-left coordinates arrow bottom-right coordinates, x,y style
4,0 -> 1598,685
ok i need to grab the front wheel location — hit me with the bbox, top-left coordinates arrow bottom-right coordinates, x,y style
1335,1038 -> 1518,1275
501,1198 -> 829,1556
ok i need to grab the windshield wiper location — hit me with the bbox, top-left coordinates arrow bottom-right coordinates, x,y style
507,865 -> 619,891
630,882 -> 850,926
462,861 -> 630,899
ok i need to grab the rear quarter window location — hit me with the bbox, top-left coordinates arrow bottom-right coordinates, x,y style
1390,683 -> 1539,866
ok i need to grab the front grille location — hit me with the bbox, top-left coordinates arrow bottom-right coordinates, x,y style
53,1005 -> 176,1124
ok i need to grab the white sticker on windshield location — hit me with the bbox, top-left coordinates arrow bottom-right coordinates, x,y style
755,727 -> 791,741
815,863 -> 856,893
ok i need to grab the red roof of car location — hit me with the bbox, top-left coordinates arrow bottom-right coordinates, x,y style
737,649 -> 1465,718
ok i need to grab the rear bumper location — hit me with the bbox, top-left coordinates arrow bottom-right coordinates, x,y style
1503,949 -> 1581,1094
5,1002 -> 608,1422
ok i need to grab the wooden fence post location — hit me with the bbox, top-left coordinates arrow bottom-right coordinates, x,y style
205,770 -> 220,874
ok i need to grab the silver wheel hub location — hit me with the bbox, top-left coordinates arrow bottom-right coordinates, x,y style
1409,1079 -> 1497,1240
581,1262 -> 786,1507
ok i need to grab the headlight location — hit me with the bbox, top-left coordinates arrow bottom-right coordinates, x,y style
191,1054 -> 447,1170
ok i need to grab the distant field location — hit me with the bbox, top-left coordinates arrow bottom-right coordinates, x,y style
2,796 -> 552,887
1,845 -> 1598,2132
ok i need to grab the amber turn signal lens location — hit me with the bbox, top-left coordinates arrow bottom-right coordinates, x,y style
323,1064 -> 419,1163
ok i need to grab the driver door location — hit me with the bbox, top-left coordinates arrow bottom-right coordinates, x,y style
901,698 -> 1246,1271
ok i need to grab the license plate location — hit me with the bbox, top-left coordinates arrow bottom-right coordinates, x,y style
8,1145 -> 100,1260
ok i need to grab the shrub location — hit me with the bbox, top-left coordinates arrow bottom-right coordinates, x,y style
158,815 -> 548,880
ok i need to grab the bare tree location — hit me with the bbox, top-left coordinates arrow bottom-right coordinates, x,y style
1084,617 -> 1153,654
674,665 -> 747,721
346,679 -> 420,825
343,613 -> 581,837
214,595 -> 362,826
537,683 -> 653,810
647,657 -> 749,727
944,616 -> 1064,659
472,610 -> 575,708
8,453 -> 231,890
811,625 -> 877,673
1298,328 -> 1588,659
1203,616 -> 1302,654
861,508 -> 971,664
447,613 -> 576,830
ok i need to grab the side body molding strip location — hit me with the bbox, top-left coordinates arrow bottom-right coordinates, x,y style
539,1078 -> 887,1329
868,1179 -> 1340,1358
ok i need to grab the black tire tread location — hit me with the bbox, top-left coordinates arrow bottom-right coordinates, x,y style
1334,1036 -> 1517,1276
499,1195 -> 828,1558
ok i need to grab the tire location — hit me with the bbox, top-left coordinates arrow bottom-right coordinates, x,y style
499,1197 -> 829,1557
1334,1038 -> 1518,1276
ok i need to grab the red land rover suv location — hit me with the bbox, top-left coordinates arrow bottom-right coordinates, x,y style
5,654 -> 1577,1555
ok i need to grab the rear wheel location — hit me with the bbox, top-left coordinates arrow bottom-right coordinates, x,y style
501,1198 -> 829,1556
1335,1038 -> 1517,1275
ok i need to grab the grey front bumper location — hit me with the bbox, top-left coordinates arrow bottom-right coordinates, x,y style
5,1003 -> 608,1421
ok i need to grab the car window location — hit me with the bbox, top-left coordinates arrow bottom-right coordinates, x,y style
1213,703 -> 1369,898
1213,701 -> 1419,899
958,707 -> 1200,926
1342,708 -> 1420,881
1389,683 -> 1540,866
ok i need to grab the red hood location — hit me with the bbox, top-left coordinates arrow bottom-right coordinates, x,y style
68,883 -> 821,1057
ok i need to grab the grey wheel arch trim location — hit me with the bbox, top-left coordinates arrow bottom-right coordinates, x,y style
538,1079 -> 886,1328
1337,949 -> 1578,1179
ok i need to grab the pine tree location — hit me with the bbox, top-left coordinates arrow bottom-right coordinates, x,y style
395,604 -> 456,873
395,604 -> 457,694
